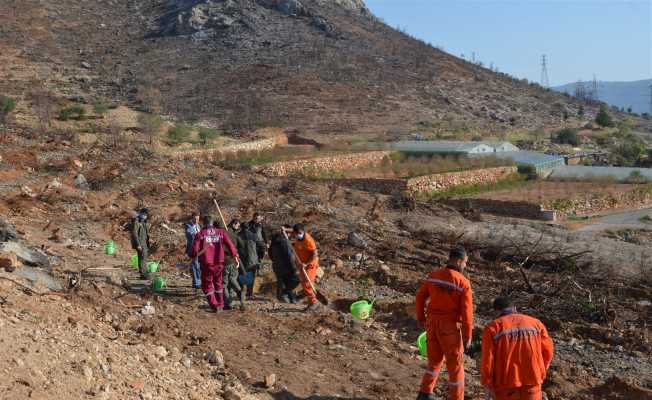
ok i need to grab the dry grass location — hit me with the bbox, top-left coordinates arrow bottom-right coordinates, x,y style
340,154 -> 513,179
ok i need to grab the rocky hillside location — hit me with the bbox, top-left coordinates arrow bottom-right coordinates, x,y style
1,0 -> 589,136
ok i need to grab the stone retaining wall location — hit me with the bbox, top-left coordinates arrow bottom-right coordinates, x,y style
169,134 -> 288,160
325,178 -> 407,195
406,166 -> 517,194
259,151 -> 392,177
543,186 -> 652,216
443,199 -> 552,220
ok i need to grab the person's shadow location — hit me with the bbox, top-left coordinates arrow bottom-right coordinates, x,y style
271,390 -> 371,400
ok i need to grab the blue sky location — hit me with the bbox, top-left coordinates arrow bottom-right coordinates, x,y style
365,0 -> 652,86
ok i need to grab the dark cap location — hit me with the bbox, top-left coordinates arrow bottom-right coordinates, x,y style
449,246 -> 467,260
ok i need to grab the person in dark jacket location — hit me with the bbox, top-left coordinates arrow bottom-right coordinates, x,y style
238,221 -> 261,299
246,212 -> 267,261
185,212 -> 202,289
131,208 -> 151,279
269,225 -> 300,303
191,215 -> 239,312
222,219 -> 245,310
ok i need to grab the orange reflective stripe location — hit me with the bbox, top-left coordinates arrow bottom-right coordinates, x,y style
424,278 -> 464,292
493,327 -> 540,342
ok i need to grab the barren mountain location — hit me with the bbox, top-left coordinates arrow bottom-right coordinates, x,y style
1,0 -> 588,136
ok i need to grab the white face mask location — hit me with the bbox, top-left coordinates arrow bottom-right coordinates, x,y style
296,233 -> 305,240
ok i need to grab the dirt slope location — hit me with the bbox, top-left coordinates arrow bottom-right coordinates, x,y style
1,0 -> 591,136
0,136 -> 650,400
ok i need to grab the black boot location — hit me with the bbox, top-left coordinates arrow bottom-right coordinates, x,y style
416,392 -> 436,400
239,290 -> 247,311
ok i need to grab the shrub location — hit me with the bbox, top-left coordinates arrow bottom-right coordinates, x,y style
198,127 -> 218,145
577,104 -> 584,118
92,101 -> 109,115
59,105 -> 86,121
516,164 -> 537,178
0,95 -> 16,124
471,135 -> 482,141
626,170 -> 648,184
167,123 -> 191,144
554,128 -> 580,146
595,105 -> 614,127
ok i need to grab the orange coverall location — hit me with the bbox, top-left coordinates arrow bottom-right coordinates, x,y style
293,232 -> 319,305
481,311 -> 554,400
415,267 -> 473,400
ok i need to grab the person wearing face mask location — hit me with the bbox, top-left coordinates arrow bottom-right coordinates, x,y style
131,208 -> 151,280
481,297 -> 554,400
415,246 -> 473,400
291,224 -> 320,312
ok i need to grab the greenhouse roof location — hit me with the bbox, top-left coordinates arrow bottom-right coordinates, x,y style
392,141 -> 494,154
490,151 -> 564,166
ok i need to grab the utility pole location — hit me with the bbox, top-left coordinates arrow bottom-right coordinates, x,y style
591,74 -> 599,102
540,55 -> 549,88
574,79 -> 586,101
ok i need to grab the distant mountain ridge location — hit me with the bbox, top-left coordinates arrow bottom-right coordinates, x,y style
553,79 -> 651,114
0,0 -> 601,135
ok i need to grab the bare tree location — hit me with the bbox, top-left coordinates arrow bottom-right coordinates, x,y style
136,84 -> 162,114
29,88 -> 57,132
138,113 -> 162,146
107,120 -> 123,148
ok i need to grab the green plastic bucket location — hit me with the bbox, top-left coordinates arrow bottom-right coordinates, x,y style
131,254 -> 139,269
147,261 -> 159,273
417,331 -> 427,357
151,277 -> 166,291
104,240 -> 116,256
350,299 -> 375,320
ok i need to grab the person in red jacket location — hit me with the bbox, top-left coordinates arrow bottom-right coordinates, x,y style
415,246 -> 473,400
481,297 -> 554,400
191,215 -> 239,312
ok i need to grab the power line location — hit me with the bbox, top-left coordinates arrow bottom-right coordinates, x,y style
540,55 -> 549,88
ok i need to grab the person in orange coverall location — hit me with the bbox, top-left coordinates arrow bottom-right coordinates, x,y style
292,223 -> 320,312
415,246 -> 473,400
481,297 -> 554,400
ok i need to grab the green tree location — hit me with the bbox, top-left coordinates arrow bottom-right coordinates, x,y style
613,134 -> 645,166
59,105 -> 86,121
167,123 -> 191,144
0,95 -> 16,125
554,128 -> 580,146
595,105 -> 614,127
626,106 -> 632,114
198,127 -> 218,145
577,104 -> 584,118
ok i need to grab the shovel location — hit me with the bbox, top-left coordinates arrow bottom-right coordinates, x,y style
282,228 -> 328,306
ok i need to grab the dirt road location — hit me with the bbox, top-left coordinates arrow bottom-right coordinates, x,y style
577,207 -> 652,232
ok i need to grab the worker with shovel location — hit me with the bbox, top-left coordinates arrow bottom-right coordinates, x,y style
481,296 -> 554,400
191,215 -> 239,313
415,246 -> 473,400
292,224 -> 320,312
